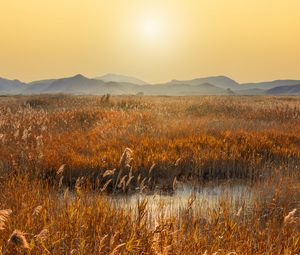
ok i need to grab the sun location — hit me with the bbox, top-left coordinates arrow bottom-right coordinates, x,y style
138,16 -> 164,42
129,10 -> 179,53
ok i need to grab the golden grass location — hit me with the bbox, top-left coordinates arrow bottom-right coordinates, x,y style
0,95 -> 299,254
0,172 -> 299,254
1,95 -> 299,190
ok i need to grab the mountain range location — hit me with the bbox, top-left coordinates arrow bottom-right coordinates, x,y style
0,74 -> 300,96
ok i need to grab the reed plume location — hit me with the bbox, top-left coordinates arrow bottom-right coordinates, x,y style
284,208 -> 297,225
32,205 -> 42,217
0,209 -> 12,231
35,228 -> 49,242
236,207 -> 243,217
56,164 -> 66,176
103,169 -> 116,177
119,148 -> 133,169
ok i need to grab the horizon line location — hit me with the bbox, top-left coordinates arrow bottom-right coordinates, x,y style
2,73 -> 300,85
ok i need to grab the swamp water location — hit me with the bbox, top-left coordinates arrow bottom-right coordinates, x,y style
108,181 -> 254,221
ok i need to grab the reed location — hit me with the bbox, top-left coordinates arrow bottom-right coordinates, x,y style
0,172 -> 299,254
0,95 -> 299,253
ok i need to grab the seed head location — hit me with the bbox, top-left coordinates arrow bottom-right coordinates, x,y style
8,230 -> 29,249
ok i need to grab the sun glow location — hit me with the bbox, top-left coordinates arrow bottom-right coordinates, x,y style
1,1 -> 300,83
140,17 -> 161,41
138,15 -> 166,43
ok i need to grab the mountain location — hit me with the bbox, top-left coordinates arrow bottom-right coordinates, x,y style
25,74 -> 226,95
24,74 -> 142,95
96,73 -> 148,85
169,76 -> 239,89
266,84 -> 300,95
42,74 -> 102,94
235,88 -> 265,95
141,82 -> 225,96
23,79 -> 56,94
29,79 -> 57,86
1,74 -> 300,96
0,77 -> 26,94
239,80 -> 300,90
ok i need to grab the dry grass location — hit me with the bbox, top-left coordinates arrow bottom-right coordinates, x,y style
0,95 -> 299,254
0,172 -> 299,254
0,95 -> 299,190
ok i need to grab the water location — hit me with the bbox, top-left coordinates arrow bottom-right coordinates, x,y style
108,181 -> 253,220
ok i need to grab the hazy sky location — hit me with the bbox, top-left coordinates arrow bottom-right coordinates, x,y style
1,0 -> 300,83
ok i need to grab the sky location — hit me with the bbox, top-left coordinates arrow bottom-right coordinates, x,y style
1,0 -> 300,83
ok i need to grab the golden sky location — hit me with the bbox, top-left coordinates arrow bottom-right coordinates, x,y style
1,0 -> 300,83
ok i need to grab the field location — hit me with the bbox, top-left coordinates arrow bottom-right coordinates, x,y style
0,95 -> 300,254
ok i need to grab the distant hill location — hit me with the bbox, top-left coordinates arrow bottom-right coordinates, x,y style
0,77 -> 26,94
266,84 -> 300,95
141,82 -> 225,96
25,74 -> 144,95
1,74 -> 300,96
18,74 -> 228,95
42,74 -> 103,94
23,79 -> 56,94
96,73 -> 148,85
169,76 -> 239,89
235,88 -> 265,95
239,80 -> 300,90
29,79 -> 57,86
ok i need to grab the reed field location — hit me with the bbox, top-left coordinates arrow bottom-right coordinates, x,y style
0,95 -> 299,254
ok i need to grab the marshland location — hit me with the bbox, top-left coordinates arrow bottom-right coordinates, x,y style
0,95 -> 299,254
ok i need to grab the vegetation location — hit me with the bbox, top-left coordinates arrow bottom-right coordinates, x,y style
0,95 -> 299,254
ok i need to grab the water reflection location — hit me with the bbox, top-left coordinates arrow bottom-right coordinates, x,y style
109,181 -> 253,220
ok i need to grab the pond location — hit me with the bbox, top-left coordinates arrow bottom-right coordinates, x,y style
108,181 -> 254,221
